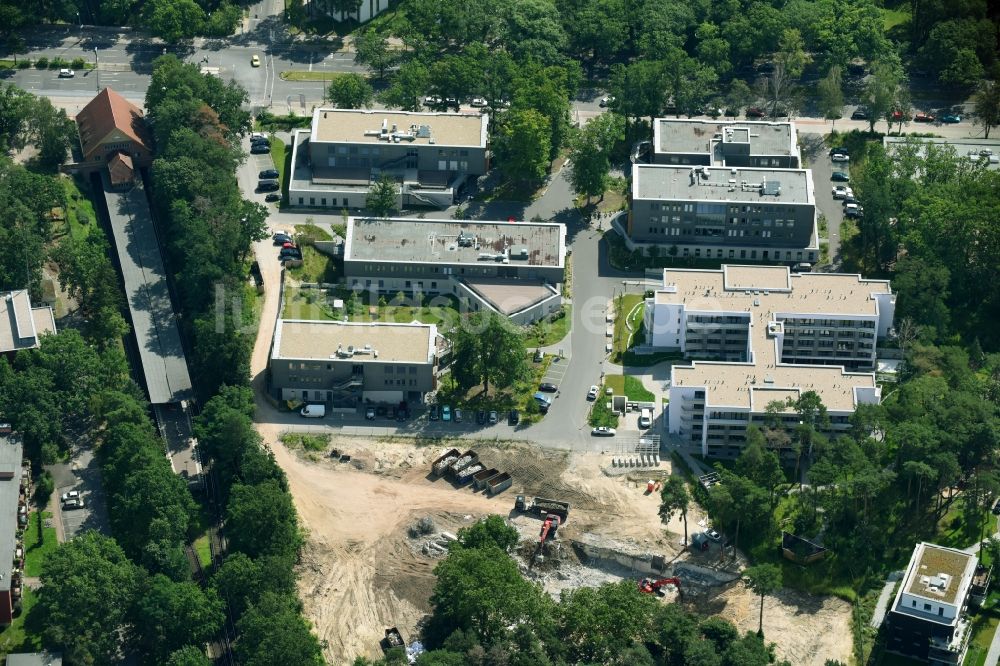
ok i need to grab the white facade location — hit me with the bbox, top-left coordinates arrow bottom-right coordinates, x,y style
312,0 -> 390,24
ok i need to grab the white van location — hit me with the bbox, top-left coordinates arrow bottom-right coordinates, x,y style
300,404 -> 326,418
638,408 -> 653,429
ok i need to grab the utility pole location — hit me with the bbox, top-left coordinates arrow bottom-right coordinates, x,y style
94,48 -> 99,91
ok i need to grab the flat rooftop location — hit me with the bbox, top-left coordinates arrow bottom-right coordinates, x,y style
0,291 -> 55,353
463,279 -> 557,316
0,435 -> 23,594
662,266 -> 893,411
310,108 -> 488,147
883,136 -> 1000,170
633,164 -> 812,203
901,543 -> 977,607
273,319 -> 436,365
655,119 -> 796,157
344,217 -> 565,268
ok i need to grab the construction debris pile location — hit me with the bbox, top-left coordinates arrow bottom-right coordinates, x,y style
430,448 -> 513,494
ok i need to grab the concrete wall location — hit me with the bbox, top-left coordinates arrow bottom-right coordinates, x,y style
271,356 -> 435,404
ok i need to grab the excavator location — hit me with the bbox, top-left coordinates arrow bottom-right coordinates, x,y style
532,513 -> 562,563
638,577 -> 681,597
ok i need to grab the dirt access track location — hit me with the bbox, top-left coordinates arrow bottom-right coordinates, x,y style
257,428 -> 852,665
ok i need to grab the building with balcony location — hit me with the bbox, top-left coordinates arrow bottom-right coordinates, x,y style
289,109 -> 489,210
269,319 -> 440,406
0,429 -> 25,626
649,265 -> 895,458
653,119 -> 801,168
0,290 -> 55,357
885,542 -> 990,664
628,164 -> 819,264
342,217 -> 566,325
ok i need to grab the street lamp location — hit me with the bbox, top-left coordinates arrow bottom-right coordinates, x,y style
94,48 -> 99,91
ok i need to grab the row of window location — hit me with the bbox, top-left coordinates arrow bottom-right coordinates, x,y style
334,146 -> 470,157
785,318 -> 877,328
662,247 -> 810,261
648,215 -> 801,228
384,366 -> 418,375
383,379 -> 419,386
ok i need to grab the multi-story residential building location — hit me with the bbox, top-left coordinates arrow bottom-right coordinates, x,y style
885,542 -> 992,664
269,320 -> 441,406
628,164 -> 819,264
342,217 -> 566,325
289,109 -> 489,209
0,430 -> 24,626
0,290 -> 56,357
648,265 -> 895,458
308,0 -> 390,24
653,119 -> 801,168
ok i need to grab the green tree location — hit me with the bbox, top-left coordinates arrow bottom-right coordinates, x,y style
449,311 -> 528,395
354,29 -> 396,80
166,646 -> 212,666
226,479 -> 302,561
972,80 -> 1000,139
659,475 -> 690,545
817,66 -> 844,128
557,581 -> 660,663
380,61 -> 429,111
235,592 -> 325,666
859,58 -> 905,132
498,108 -> 551,184
131,574 -> 225,663
365,175 -> 399,217
742,563 -> 782,636
457,516 -> 519,552
328,73 -> 374,109
567,112 -> 624,202
725,79 -> 754,117
37,532 -> 140,664
143,0 -> 205,43
30,97 -> 76,170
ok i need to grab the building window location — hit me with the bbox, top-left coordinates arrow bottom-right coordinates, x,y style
924,603 -> 931,611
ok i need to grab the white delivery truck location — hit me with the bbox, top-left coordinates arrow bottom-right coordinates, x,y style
638,408 -> 653,429
300,404 -> 326,418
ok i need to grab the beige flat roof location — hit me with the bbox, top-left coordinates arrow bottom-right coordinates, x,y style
463,279 -> 556,315
663,266 -> 892,411
311,108 -> 487,147
274,319 -> 435,364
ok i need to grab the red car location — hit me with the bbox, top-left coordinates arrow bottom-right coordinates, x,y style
914,112 -> 935,122
891,110 -> 904,121
746,107 -> 766,118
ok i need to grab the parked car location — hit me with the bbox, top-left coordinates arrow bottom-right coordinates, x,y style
831,152 -> 850,163
441,405 -> 452,421
424,95 -> 442,106
264,193 -> 281,202
913,112 -> 935,122
843,194 -> 857,206
587,385 -> 599,400
844,203 -> 863,218
850,109 -> 868,120
257,180 -> 279,192
273,233 -> 291,244
829,147 -> 849,157
58,68 -> 75,78
476,410 -> 486,425
941,114 -> 961,124
279,248 -> 302,260
250,144 -> 270,155
60,490 -> 80,503
365,406 -> 376,420
508,409 -> 520,426
539,382 -> 558,393
488,410 -> 498,425
251,54 -> 260,67
599,95 -> 615,107
259,169 -> 279,179
832,185 -> 853,199
745,107 -> 766,118
63,497 -> 85,510
533,348 -> 544,362
831,171 -> 850,182
591,426 -> 616,437
705,528 -> 722,542
890,109 -> 905,121
454,408 -> 463,423
470,97 -> 487,107
429,405 -> 440,421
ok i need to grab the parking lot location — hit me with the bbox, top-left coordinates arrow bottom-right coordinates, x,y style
48,448 -> 110,541
540,355 -> 570,389
803,134 -> 849,265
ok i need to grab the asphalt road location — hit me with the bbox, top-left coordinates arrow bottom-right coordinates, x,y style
47,447 -> 110,541
799,132 -> 849,265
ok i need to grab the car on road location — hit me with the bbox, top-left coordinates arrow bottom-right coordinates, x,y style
259,169 -> 279,179
745,107 -> 766,118
832,185 -> 853,199
831,171 -> 850,182
444,97 -> 459,108
587,385 -> 599,400
914,112 -> 935,122
591,426 -> 616,437
365,406 -> 376,420
58,68 -> 75,78
251,54 -> 260,67
831,152 -> 850,162
829,147 -> 849,157
705,528 -> 722,542
844,203 -> 863,218
476,410 -> 486,425
60,490 -> 80,503
599,95 -> 615,107
508,409 -> 520,426
429,405 -> 440,421
470,96 -> 487,107
441,405 -> 452,421
273,233 -> 291,244
63,497 -> 85,510
850,109 -> 868,120
941,114 -> 961,123
539,382 -> 558,393
454,408 -> 463,423
250,144 -> 270,155
423,95 -> 442,106
279,249 -> 302,261
488,410 -> 498,424
264,193 -> 281,202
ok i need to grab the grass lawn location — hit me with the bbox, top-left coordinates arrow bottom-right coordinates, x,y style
61,175 -> 99,241
286,245 -> 340,284
23,512 -> 57,577
279,70 -> 350,82
611,294 -> 644,362
935,499 -> 997,550
0,587 -> 42,658
524,305 -> 571,348
604,374 -> 654,401
282,287 -> 340,320
588,385 -> 619,428
882,6 -> 910,31
192,534 -> 212,569
964,612 -> 999,666
295,223 -> 333,241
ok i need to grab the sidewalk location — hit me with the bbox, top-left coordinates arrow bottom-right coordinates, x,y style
869,570 -> 902,628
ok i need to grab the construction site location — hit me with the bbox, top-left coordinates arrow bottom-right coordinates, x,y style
257,426 -> 853,665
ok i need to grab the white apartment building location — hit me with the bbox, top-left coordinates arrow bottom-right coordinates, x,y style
648,265 -> 896,458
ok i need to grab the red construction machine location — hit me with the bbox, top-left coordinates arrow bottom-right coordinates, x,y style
638,577 -> 681,597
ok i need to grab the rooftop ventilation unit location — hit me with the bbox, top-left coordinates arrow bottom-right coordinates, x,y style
416,125 -> 432,138
762,180 -> 782,196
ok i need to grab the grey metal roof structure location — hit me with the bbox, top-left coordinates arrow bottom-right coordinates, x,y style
0,435 -> 23,597
102,176 -> 192,404
6,652 -> 64,666
633,164 -> 812,204
882,136 -> 1000,171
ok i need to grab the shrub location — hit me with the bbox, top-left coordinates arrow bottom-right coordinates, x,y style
34,471 -> 54,508
34,57 -> 48,69
17,60 -> 30,69
49,57 -> 68,69
71,57 -> 86,70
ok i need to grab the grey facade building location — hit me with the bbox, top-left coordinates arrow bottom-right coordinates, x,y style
0,431 -> 24,626
0,291 -> 55,356
653,119 -> 801,168
629,164 -> 819,264
342,217 -> 566,325
270,319 -> 440,405
289,109 -> 490,210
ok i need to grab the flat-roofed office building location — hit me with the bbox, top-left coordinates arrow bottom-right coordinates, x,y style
653,119 -> 801,168
342,217 -> 566,325
649,265 -> 896,458
289,109 -> 490,210
629,164 -> 819,264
